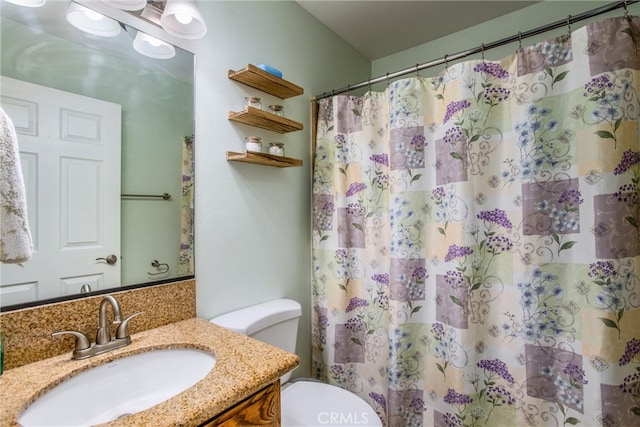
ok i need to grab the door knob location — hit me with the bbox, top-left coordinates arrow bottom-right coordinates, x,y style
96,254 -> 118,265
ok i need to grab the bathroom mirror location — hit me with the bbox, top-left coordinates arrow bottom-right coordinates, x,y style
0,0 -> 194,310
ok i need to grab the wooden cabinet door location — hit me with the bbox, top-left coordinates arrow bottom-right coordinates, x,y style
200,381 -> 280,427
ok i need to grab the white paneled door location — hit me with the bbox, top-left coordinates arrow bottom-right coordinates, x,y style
0,76 -> 121,306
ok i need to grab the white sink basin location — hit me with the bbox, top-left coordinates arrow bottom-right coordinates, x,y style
19,348 -> 216,427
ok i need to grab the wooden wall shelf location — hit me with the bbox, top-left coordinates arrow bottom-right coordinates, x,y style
227,106 -> 303,134
228,64 -> 304,99
227,64 -> 305,169
226,151 -> 303,168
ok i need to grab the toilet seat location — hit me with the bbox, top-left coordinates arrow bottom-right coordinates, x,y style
281,380 -> 382,427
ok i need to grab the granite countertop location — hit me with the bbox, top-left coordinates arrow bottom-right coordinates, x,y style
0,317 -> 300,426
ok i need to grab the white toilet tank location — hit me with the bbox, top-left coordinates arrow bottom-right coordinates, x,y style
211,298 -> 383,427
210,299 -> 302,382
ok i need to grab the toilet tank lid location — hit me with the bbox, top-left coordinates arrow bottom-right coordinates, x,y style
210,298 -> 302,335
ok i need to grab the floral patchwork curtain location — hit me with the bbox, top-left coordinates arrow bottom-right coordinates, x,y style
178,135 -> 194,275
312,17 -> 640,427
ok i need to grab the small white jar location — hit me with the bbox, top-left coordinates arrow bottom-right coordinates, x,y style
245,136 -> 262,152
244,96 -> 262,110
269,142 -> 285,156
268,104 -> 284,117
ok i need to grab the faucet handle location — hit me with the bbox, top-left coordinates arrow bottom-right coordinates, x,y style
52,330 -> 91,351
115,312 -> 144,339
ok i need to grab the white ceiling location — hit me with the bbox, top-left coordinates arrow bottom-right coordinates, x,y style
296,1 -> 538,60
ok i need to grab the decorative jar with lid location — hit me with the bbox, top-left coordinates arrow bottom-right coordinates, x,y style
244,96 -> 262,110
268,104 -> 285,117
269,142 -> 285,156
245,136 -> 262,152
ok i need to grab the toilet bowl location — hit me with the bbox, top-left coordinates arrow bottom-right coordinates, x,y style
210,299 -> 382,427
281,380 -> 381,426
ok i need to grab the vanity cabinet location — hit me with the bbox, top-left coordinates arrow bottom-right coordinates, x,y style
199,381 -> 281,427
227,64 -> 304,168
0,318 -> 299,427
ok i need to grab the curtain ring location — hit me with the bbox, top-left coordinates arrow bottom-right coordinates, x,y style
567,15 -> 572,34
367,79 -> 372,92
444,54 -> 449,70
518,31 -> 523,50
624,0 -> 631,21
415,63 -> 421,77
481,43 -> 485,61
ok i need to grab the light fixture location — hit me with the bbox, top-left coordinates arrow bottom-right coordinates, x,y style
4,0 -> 46,6
133,31 -> 175,59
66,2 -> 121,37
99,0 -> 146,11
131,6 -> 175,59
160,0 -> 207,40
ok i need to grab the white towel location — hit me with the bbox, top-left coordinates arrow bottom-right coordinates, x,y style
0,106 -> 33,264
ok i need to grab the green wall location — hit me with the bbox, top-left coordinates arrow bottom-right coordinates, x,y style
372,1 -> 640,86
189,1 -> 371,380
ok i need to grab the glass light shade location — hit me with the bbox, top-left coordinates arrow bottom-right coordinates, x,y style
66,2 -> 121,37
4,0 -> 46,6
99,0 -> 146,11
160,0 -> 207,40
133,31 -> 176,59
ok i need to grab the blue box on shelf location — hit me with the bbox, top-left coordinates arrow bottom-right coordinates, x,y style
256,64 -> 282,79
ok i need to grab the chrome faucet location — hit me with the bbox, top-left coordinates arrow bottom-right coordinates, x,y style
52,295 -> 143,360
96,295 -> 123,345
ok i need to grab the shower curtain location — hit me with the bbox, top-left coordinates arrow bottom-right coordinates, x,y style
312,16 -> 640,427
178,135 -> 194,275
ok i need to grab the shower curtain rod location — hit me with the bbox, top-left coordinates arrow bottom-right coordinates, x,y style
314,0 -> 637,100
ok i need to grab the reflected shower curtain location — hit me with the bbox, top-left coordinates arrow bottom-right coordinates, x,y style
312,17 -> 640,427
178,135 -> 194,275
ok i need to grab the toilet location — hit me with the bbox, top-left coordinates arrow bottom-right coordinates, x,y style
210,299 -> 382,427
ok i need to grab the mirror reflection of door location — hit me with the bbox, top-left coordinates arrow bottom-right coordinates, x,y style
0,76 -> 121,305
